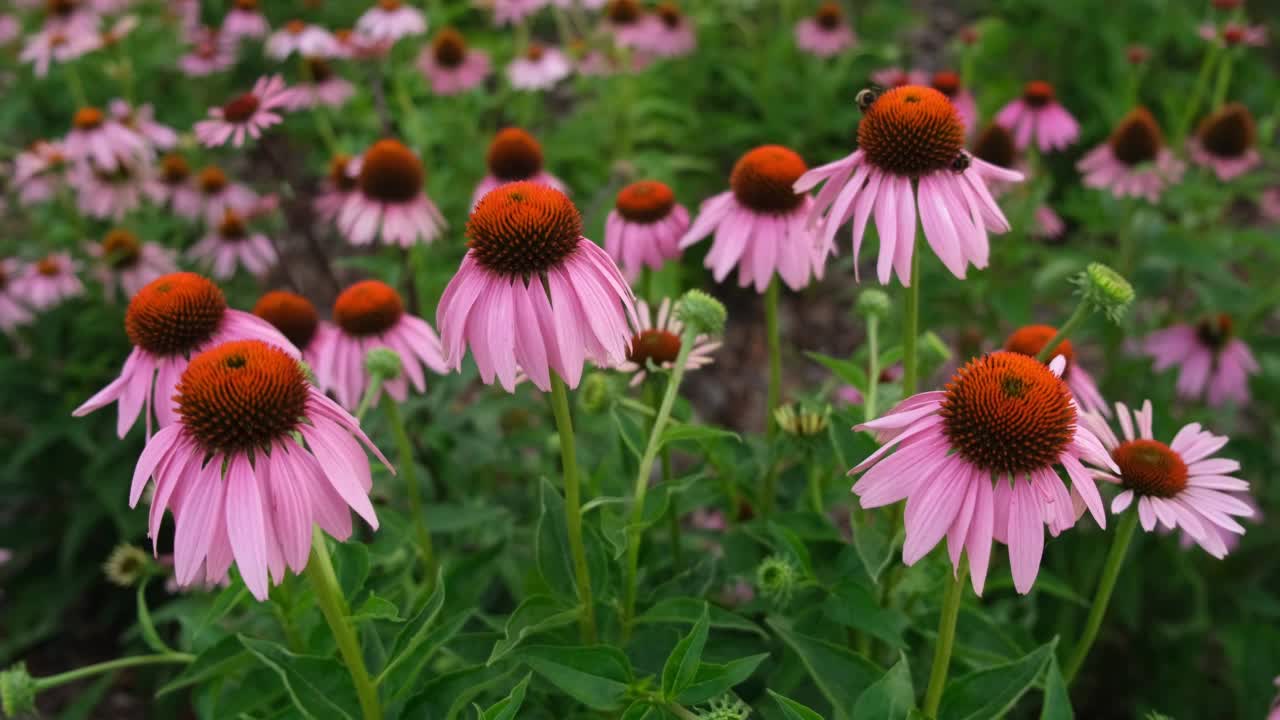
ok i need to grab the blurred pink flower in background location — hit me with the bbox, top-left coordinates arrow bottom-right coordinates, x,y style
605,180 -> 688,281
88,228 -> 178,301
472,128 -> 568,208
507,43 -> 572,90
356,0 -> 427,43
221,0 -> 269,41
13,253 -> 84,311
13,140 -> 69,205
63,106 -> 151,172
337,139 -> 447,248
995,81 -> 1079,152
0,259 -> 34,332
615,298 -> 720,386
267,20 -> 338,59
110,100 -> 178,151
289,58 -> 356,109
1078,107 -> 1184,203
794,2 -> 856,58
187,210 -> 279,280
180,27 -> 236,76
1187,103 -> 1261,181
195,75 -> 297,147
1143,315 -> 1258,407
643,3 -> 696,58
417,28 -> 491,95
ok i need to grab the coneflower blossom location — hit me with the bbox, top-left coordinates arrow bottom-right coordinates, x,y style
187,210 -> 278,280
144,153 -> 197,212
0,15 -> 19,46
222,0 -> 269,40
490,0 -> 548,26
195,75 -> 297,148
13,253 -> 84,311
253,290 -> 331,369
356,0 -> 427,43
73,272 -> 296,436
797,86 -> 1021,285
472,127 -> 568,208
88,228 -> 178,300
0,259 -> 34,332
20,24 -> 98,76
682,145 -> 828,292
1198,22 -> 1266,48
71,160 -> 149,219
615,298 -> 719,386
289,58 -> 355,109
995,81 -> 1079,152
1079,400 -> 1253,558
507,43 -> 572,91
332,27 -> 392,60
315,154 -> 358,221
870,67 -> 927,88
794,2 -> 856,58
13,141 -> 68,205
128,339 -> 391,599
337,139 -> 446,248
1077,107 -> 1184,203
643,3 -> 696,58
110,100 -> 178,151
1003,325 -> 1109,417
1187,103 -> 1260,181
267,20 -> 339,59
311,280 -> 447,410
931,71 -> 977,134
603,0 -> 650,49
179,27 -> 235,76
605,180 -> 689,281
191,165 -> 258,223
851,352 -> 1116,594
63,106 -> 151,172
1032,205 -> 1065,240
437,182 -> 638,392
417,27 -> 491,95
1143,315 -> 1257,407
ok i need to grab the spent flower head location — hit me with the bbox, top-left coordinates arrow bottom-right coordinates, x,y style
103,544 -> 151,587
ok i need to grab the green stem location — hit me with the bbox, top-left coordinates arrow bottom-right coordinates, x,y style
662,448 -> 682,571
304,530 -> 382,720
1063,510 -> 1138,684
806,461 -> 824,515
1035,301 -> 1090,363
354,374 -> 384,424
549,372 -> 597,644
1175,46 -> 1220,143
901,235 -> 921,395
759,459 -> 781,517
64,62 -> 89,108
764,278 -> 782,436
381,395 -> 436,583
1209,49 -> 1233,111
922,562 -> 968,718
34,653 -> 194,691
622,331 -> 697,638
863,314 -> 880,422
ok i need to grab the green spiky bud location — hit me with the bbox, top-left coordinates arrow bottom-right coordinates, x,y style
855,288 -> 891,320
1072,262 -> 1135,323
1,663 -> 36,718
755,555 -> 798,607
578,372 -> 617,415
676,290 -> 727,336
699,695 -> 752,720
364,347 -> 402,380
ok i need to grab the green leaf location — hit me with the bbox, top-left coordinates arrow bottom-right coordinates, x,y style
478,672 -> 532,720
659,423 -> 741,448
351,593 -> 403,624
157,635 -> 252,697
853,654 -> 915,720
382,610 -> 473,702
331,541 -> 370,600
768,689 -> 828,720
676,653 -> 769,705
984,570 -> 1089,607
136,578 -> 171,654
1039,655 -> 1073,720
661,603 -> 709,699
239,635 -> 361,720
806,351 -> 870,391
516,644 -> 633,711
635,597 -> 767,639
938,638 -> 1057,720
535,477 -> 577,600
852,521 -> 899,585
768,617 -> 881,720
823,580 -> 909,649
486,595 -> 580,665
621,702 -> 673,720
421,504 -> 511,534
386,569 -> 446,663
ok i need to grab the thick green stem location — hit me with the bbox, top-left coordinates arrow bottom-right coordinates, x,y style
1063,510 -> 1138,684
863,315 -> 880,422
806,462 -> 824,515
759,461 -> 781,517
305,530 -> 382,720
354,374 -> 384,424
1175,46 -> 1220,142
1209,49 -> 1234,112
1035,301 -> 1090,363
764,278 -> 782,436
902,237 -> 921,395
663,448 -> 682,571
34,653 -> 193,691
381,395 -> 435,583
922,562 -> 968,718
623,331 -> 697,638
549,373 -> 597,644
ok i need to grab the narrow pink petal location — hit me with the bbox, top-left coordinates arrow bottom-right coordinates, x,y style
1008,479 -> 1045,594
965,475 -> 994,596
1061,454 -> 1106,528
225,453 -> 269,600
130,424 -> 182,507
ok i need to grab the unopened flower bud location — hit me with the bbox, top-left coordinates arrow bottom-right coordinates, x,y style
773,402 -> 830,437
578,372 -> 617,415
855,288 -> 891,320
1073,262 -> 1135,323
1,663 -> 37,718
755,554 -> 798,607
699,695 -> 752,720
103,544 -> 151,588
676,290 -> 727,336
364,347 -> 402,380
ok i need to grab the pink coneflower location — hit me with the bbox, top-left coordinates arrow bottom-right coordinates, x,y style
1187,103 -> 1260,181
0,15 -> 20,47
64,106 -> 151,172
603,0 -> 651,49
192,165 -> 258,223
851,352 -> 1116,594
1033,205 -> 1065,240
1080,400 -> 1253,558
490,0 -> 548,26
417,27 -> 491,95
1262,188 -> 1280,224
14,253 -> 84,311
615,298 -> 719,386
437,182 -> 638,392
1143,314 -> 1258,407
188,210 -> 278,280
332,27 -> 392,60
1198,22 -> 1266,48
128,339 -> 390,599
314,154 -> 358,221
0,259 -> 34,332
13,140 -> 69,205
1077,107 -> 1184,203
19,24 -> 98,76
472,128 -> 568,208
267,20 -> 339,59
605,180 -> 689,281
356,0 -> 426,43
507,43 -> 572,91
311,280 -> 447,410
797,86 -> 1020,285
289,58 -> 355,109
336,139 -> 446,248
995,81 -> 1079,152
644,3 -> 696,57
682,145 -> 828,292
1003,325 -> 1109,417
931,71 -> 977,134
794,2 -> 856,58
144,153 -> 199,213
73,272 -> 296,436
871,67 -> 927,88
71,161 -> 148,220
195,75 -> 296,148
95,14 -> 138,51
110,100 -> 178,151
89,228 -> 178,300
253,290 -> 331,369
179,27 -> 235,76
222,0 -> 269,41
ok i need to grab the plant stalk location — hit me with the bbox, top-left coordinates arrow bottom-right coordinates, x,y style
549,372 -> 598,643
305,529 -> 382,720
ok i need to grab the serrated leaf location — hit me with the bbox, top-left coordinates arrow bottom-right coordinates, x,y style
661,603 -> 709,699
157,635 -> 252,697
769,617 -> 880,720
1039,655 -> 1073,720
853,654 -> 915,720
239,635 -> 361,720
635,597 -> 767,638
382,609 -> 473,702
516,644 -> 633,711
331,541 -> 370,600
823,580 -> 909,649
486,595 -> 580,665
768,689 -> 827,720
350,593 -> 403,624
478,672 -> 532,720
853,520 -> 899,585
938,638 -> 1056,720
676,652 -> 769,705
